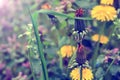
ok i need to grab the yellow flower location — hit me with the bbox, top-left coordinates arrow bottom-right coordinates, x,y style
100,0 -> 114,5
59,45 -> 76,58
91,34 -> 109,44
91,5 -> 117,21
70,67 -> 93,80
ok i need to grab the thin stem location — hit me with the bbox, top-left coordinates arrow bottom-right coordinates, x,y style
104,58 -> 116,75
59,51 -> 63,69
91,23 -> 105,69
98,24 -> 117,79
102,25 -> 116,49
102,25 -> 117,77
55,29 -> 63,70
108,25 -> 116,40
92,41 -> 100,68
27,27 -> 37,80
29,10 -> 49,80
80,66 -> 82,80
54,27 -> 63,70
99,56 -> 117,79
28,49 -> 37,80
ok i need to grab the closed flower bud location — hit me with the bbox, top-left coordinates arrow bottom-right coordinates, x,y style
74,8 -> 86,33
76,43 -> 86,65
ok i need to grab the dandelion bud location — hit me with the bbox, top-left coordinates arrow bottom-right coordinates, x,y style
74,8 -> 86,33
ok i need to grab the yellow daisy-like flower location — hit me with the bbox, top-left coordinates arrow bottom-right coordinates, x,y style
70,67 -> 93,80
59,45 -> 76,58
100,0 -> 114,5
91,5 -> 117,21
91,34 -> 109,44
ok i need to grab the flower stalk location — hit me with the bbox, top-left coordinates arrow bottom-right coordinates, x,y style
92,23 -> 105,68
80,66 -> 82,80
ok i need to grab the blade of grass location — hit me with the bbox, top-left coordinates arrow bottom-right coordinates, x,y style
28,9 -> 49,80
36,9 -> 93,20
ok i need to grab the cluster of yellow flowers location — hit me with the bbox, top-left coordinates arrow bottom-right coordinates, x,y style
91,0 -> 116,44
92,34 -> 109,44
91,0 -> 117,21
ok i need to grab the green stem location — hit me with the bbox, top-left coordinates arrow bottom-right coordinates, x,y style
104,58 -> 116,75
102,25 -> 116,49
99,56 -> 117,79
28,49 -> 37,80
91,23 -> 105,69
80,66 -> 82,80
55,28 -> 63,70
59,50 -> 63,69
96,23 -> 117,79
108,25 -> 116,40
92,41 -> 100,68
102,25 -> 117,78
29,10 -> 49,80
